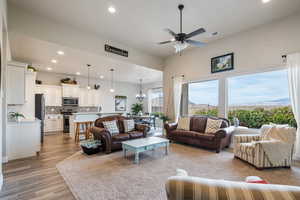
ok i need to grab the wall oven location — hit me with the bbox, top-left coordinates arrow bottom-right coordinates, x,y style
62,97 -> 79,106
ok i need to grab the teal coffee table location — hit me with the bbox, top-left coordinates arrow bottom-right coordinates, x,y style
122,137 -> 169,164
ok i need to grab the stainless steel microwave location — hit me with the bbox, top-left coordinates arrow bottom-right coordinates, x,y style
62,97 -> 79,106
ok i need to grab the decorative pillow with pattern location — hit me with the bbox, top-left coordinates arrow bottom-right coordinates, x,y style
204,118 -> 223,134
177,117 -> 190,130
103,120 -> 119,135
123,119 -> 135,132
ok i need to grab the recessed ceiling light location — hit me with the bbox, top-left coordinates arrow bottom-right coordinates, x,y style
108,6 -> 116,14
99,75 -> 104,79
51,59 -> 57,64
262,0 -> 271,4
76,72 -> 81,75
57,51 -> 64,55
47,67 -> 52,71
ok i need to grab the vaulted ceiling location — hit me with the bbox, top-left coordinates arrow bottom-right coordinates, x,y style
9,0 -> 300,58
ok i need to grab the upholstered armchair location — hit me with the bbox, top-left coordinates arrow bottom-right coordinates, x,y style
234,125 -> 296,169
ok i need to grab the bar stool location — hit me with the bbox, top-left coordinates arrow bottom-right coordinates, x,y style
75,121 -> 94,143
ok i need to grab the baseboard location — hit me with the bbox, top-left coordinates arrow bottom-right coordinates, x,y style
2,156 -> 8,163
0,173 -> 3,190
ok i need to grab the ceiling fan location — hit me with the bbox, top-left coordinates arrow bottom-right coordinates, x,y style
158,4 -> 206,53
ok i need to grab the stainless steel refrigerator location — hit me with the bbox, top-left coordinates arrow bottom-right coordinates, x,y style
35,94 -> 45,143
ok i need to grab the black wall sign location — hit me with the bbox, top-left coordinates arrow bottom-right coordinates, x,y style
105,44 -> 128,57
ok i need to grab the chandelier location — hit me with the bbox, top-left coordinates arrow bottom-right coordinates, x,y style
136,79 -> 146,102
86,64 -> 91,90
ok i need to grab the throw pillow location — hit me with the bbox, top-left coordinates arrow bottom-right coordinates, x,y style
123,119 -> 135,132
205,118 -> 222,134
177,117 -> 190,130
103,120 -> 119,135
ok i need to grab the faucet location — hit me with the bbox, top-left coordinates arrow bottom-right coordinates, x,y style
98,106 -> 102,113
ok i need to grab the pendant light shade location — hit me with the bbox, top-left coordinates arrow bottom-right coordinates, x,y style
110,68 -> 115,93
87,64 -> 91,90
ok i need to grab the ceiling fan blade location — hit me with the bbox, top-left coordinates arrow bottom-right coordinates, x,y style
185,40 -> 206,47
158,40 -> 173,45
185,28 -> 206,39
164,28 -> 178,37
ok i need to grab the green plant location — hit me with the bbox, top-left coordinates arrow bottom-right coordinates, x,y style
159,114 -> 170,123
131,103 -> 143,115
191,106 -> 297,128
27,65 -> 37,72
9,112 -> 25,121
151,112 -> 161,118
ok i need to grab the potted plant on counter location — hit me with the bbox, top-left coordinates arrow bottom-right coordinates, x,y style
9,112 -> 25,122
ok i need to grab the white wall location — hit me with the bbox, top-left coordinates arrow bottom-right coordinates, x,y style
164,12 -> 300,118
8,4 -> 164,71
37,71 -> 139,114
0,0 -> 9,189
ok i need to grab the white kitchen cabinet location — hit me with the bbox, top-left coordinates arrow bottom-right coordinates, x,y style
44,114 -> 63,133
6,120 -> 41,161
7,62 -> 27,105
35,85 -> 62,106
79,88 -> 101,107
62,84 -> 79,98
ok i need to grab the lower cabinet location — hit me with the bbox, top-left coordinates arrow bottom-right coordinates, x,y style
6,120 -> 41,161
44,114 -> 63,133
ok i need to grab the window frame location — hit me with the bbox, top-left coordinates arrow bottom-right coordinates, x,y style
185,65 -> 288,118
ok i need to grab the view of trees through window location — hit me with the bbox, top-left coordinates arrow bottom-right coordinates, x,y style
187,70 -> 296,128
228,70 -> 296,128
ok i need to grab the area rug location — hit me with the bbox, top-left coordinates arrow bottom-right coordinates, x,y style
57,143 -> 300,200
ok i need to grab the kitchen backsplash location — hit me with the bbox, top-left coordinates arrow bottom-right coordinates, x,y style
46,106 -> 62,114
46,106 -> 99,114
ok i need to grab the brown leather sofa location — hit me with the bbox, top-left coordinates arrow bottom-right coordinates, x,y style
90,115 -> 150,154
165,116 -> 233,153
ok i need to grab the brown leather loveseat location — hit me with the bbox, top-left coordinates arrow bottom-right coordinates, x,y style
90,115 -> 150,154
165,116 -> 233,153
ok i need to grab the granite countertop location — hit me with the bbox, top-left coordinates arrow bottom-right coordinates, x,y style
8,118 -> 41,125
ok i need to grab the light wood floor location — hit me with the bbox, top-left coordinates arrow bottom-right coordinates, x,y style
0,133 -> 80,200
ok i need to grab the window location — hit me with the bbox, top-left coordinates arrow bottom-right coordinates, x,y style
228,70 -> 296,128
148,88 -> 163,113
188,80 -> 219,116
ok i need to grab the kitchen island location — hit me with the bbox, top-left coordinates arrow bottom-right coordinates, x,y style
69,112 -> 124,138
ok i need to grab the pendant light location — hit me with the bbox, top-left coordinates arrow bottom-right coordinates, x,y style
109,68 -> 115,93
87,64 -> 91,90
136,79 -> 146,102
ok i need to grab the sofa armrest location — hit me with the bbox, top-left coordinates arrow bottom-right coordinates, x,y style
166,176 -> 300,200
90,127 -> 112,154
164,123 -> 178,134
214,126 -> 235,138
234,134 -> 261,145
135,124 -> 150,137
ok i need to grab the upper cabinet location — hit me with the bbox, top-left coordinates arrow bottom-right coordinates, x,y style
35,85 -> 62,106
79,88 -> 101,107
7,62 -> 27,105
62,84 -> 80,98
